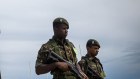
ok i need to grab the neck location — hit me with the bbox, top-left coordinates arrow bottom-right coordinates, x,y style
87,53 -> 95,58
53,35 -> 65,44
59,38 -> 64,44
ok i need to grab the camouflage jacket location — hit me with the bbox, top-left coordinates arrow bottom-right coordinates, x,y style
35,36 -> 78,79
78,54 -> 106,79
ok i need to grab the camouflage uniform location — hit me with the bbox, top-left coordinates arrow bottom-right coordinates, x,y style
78,54 -> 106,79
36,36 -> 78,79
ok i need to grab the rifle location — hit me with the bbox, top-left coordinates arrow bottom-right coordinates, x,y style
87,66 -> 102,79
44,50 -> 83,79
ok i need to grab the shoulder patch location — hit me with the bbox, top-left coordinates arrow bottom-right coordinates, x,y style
73,47 -> 78,55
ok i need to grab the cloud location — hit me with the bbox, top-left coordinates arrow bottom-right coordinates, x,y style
0,0 -> 140,79
122,42 -> 140,64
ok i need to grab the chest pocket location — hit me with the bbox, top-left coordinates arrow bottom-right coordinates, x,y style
51,41 -> 76,64
88,62 -> 97,71
64,45 -> 75,63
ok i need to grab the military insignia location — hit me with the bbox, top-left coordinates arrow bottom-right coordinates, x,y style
101,71 -> 106,77
92,40 -> 94,44
73,47 -> 78,55
60,19 -> 63,22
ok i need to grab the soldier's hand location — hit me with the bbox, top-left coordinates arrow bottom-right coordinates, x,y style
54,62 -> 69,71
80,72 -> 89,79
76,63 -> 89,79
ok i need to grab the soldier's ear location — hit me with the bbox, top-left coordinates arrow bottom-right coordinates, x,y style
86,46 -> 90,51
53,26 -> 59,31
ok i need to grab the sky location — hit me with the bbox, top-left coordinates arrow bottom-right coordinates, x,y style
0,0 -> 140,79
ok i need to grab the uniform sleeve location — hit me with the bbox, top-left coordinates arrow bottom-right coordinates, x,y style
35,44 -> 48,67
67,40 -> 78,63
78,59 -> 86,72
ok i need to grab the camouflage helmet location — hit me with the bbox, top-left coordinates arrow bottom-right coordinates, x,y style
53,17 -> 69,29
86,39 -> 100,48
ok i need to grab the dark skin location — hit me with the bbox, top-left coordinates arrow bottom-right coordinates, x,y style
87,45 -> 99,58
36,23 -> 88,79
53,23 -> 68,43
35,24 -> 69,75
52,24 -> 69,71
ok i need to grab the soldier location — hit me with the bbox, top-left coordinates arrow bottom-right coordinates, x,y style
35,17 -> 88,79
78,39 -> 106,79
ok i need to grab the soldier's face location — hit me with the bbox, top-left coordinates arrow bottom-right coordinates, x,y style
88,46 -> 99,57
55,24 -> 68,39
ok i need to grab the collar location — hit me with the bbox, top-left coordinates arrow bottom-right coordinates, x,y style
52,36 -> 68,45
85,54 -> 98,61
